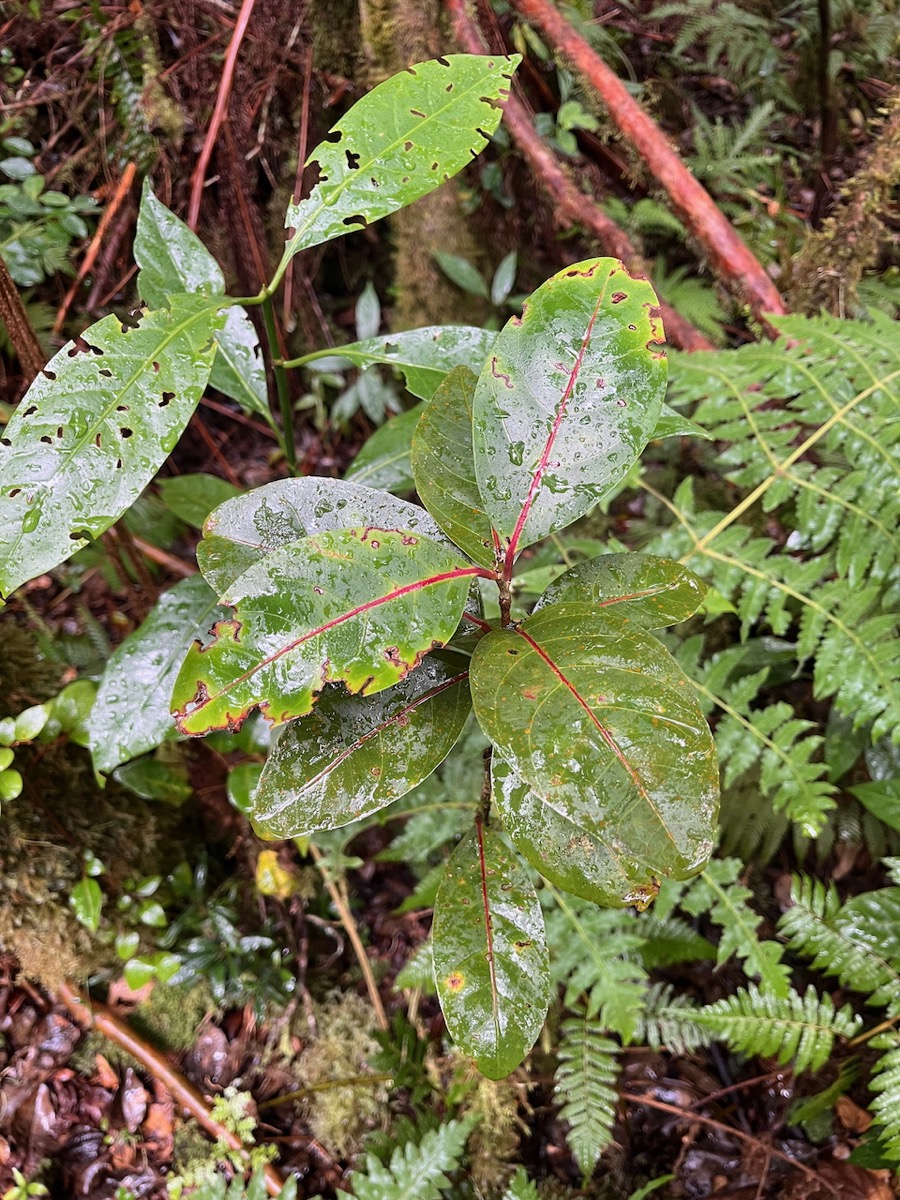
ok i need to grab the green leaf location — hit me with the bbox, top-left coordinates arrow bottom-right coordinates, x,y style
71,877 -> 103,932
13,703 -> 49,741
470,604 -> 719,901
434,252 -> 489,298
349,1117 -> 474,1200
472,258 -> 667,558
157,473 -> 240,528
345,404 -> 423,493
433,821 -> 551,1078
89,576 -> 226,773
172,529 -> 480,735
848,779 -> 900,833
196,476 -> 447,597
227,762 -> 263,814
319,325 -> 498,402
135,181 -> 271,423
493,754 -> 647,907
534,552 -> 707,628
250,651 -> 471,838
114,756 -> 193,804
283,55 -> 518,259
651,403 -> 711,440
0,295 -> 224,596
48,681 -> 97,747
0,769 -> 23,802
491,251 -> 518,307
412,366 -> 496,567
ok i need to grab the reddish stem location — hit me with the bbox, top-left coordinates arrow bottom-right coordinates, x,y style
507,0 -> 787,334
188,0 -> 257,230
446,0 -> 714,353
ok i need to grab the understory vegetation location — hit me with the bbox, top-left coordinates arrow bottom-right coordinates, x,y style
0,1 -> 898,1198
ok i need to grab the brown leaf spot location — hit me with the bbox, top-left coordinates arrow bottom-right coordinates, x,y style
444,972 -> 465,992
611,292 -> 628,304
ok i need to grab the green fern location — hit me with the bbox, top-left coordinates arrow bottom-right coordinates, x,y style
636,983 -> 709,1055
869,1032 -> 900,1161
690,985 -> 861,1073
188,1172 -> 297,1200
346,1118 -> 474,1200
555,1011 -> 619,1178
501,1167 -> 541,1200
689,101 -> 778,191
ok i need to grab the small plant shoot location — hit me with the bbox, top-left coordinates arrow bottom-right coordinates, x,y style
0,52 -> 719,1080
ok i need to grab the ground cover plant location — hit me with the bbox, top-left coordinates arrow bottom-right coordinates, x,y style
0,2 -> 898,1197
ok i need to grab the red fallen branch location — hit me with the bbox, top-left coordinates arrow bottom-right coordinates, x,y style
59,981 -> 286,1197
446,0 -> 713,353
506,0 -> 788,334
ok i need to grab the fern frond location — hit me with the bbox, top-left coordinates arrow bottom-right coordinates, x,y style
501,1167 -> 540,1200
652,263 -> 727,344
677,858 -> 793,996
555,1012 -> 619,1177
349,1118 -> 474,1200
637,983 -> 709,1055
690,102 -> 777,190
778,877 -> 900,1010
189,1171 -> 297,1199
691,985 -> 861,1073
869,1032 -> 900,1162
546,895 -> 647,1042
636,913 -> 716,969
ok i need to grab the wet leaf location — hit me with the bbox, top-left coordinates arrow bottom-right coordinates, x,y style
158,473 -> 240,529
345,404 -> 423,493
472,258 -> 667,557
493,754 -> 646,907
322,325 -> 497,401
470,603 -> 718,900
849,779 -> 900,833
284,55 -> 518,257
135,181 -> 271,423
433,821 -> 550,1077
197,476 -> 446,597
651,403 -> 711,441
534,552 -> 707,629
172,528 -> 480,735
251,651 -> 471,838
0,295 -> 224,597
71,878 -> 103,932
89,576 -> 226,773
412,367 -> 496,567
114,756 -> 193,804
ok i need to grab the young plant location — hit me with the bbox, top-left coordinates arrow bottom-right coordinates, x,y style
0,52 -> 719,1078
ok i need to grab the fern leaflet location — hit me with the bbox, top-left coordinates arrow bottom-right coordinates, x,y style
555,1011 -> 619,1178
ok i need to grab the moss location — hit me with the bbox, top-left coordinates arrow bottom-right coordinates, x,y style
293,991 -> 390,1157
458,1070 -> 525,1193
790,95 -> 900,315
128,981 -> 214,1053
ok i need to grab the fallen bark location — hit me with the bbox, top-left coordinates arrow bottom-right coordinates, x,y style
506,0 -> 788,333
447,0 -> 714,352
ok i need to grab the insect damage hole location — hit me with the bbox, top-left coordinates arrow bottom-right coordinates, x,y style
345,149 -> 360,170
159,392 -> 174,407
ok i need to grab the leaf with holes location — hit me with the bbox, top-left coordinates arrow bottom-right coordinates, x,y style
283,55 -> 519,258
0,294 -> 224,597
314,325 -> 498,402
135,181 -> 271,424
412,366 -> 496,567
172,528 -> 481,735
470,603 -> 718,900
472,258 -> 666,563
250,651 -> 471,838
535,553 -> 706,629
89,576 -> 226,773
196,476 -> 446,597
433,821 -> 551,1078
492,755 -> 655,907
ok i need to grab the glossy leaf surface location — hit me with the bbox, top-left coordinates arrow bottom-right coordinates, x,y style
492,755 -> 651,907
317,326 -> 497,401
433,822 -> 550,1078
0,295 -> 223,597
134,181 -> 270,422
651,403 -> 711,441
250,652 -> 471,838
470,604 -> 718,898
412,367 -> 495,567
173,529 -> 479,734
535,553 -> 706,628
197,476 -> 445,597
284,55 -> 518,257
89,576 -> 225,773
472,258 -> 667,556
344,404 -> 423,493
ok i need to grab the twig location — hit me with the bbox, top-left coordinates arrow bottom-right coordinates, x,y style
0,253 -> 46,382
130,535 -> 196,579
506,0 -> 788,334
619,1091 -> 837,1194
54,161 -> 137,334
308,843 -> 389,1032
58,981 -> 287,1197
258,1073 -> 394,1112
446,0 -> 713,353
188,0 -> 258,230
